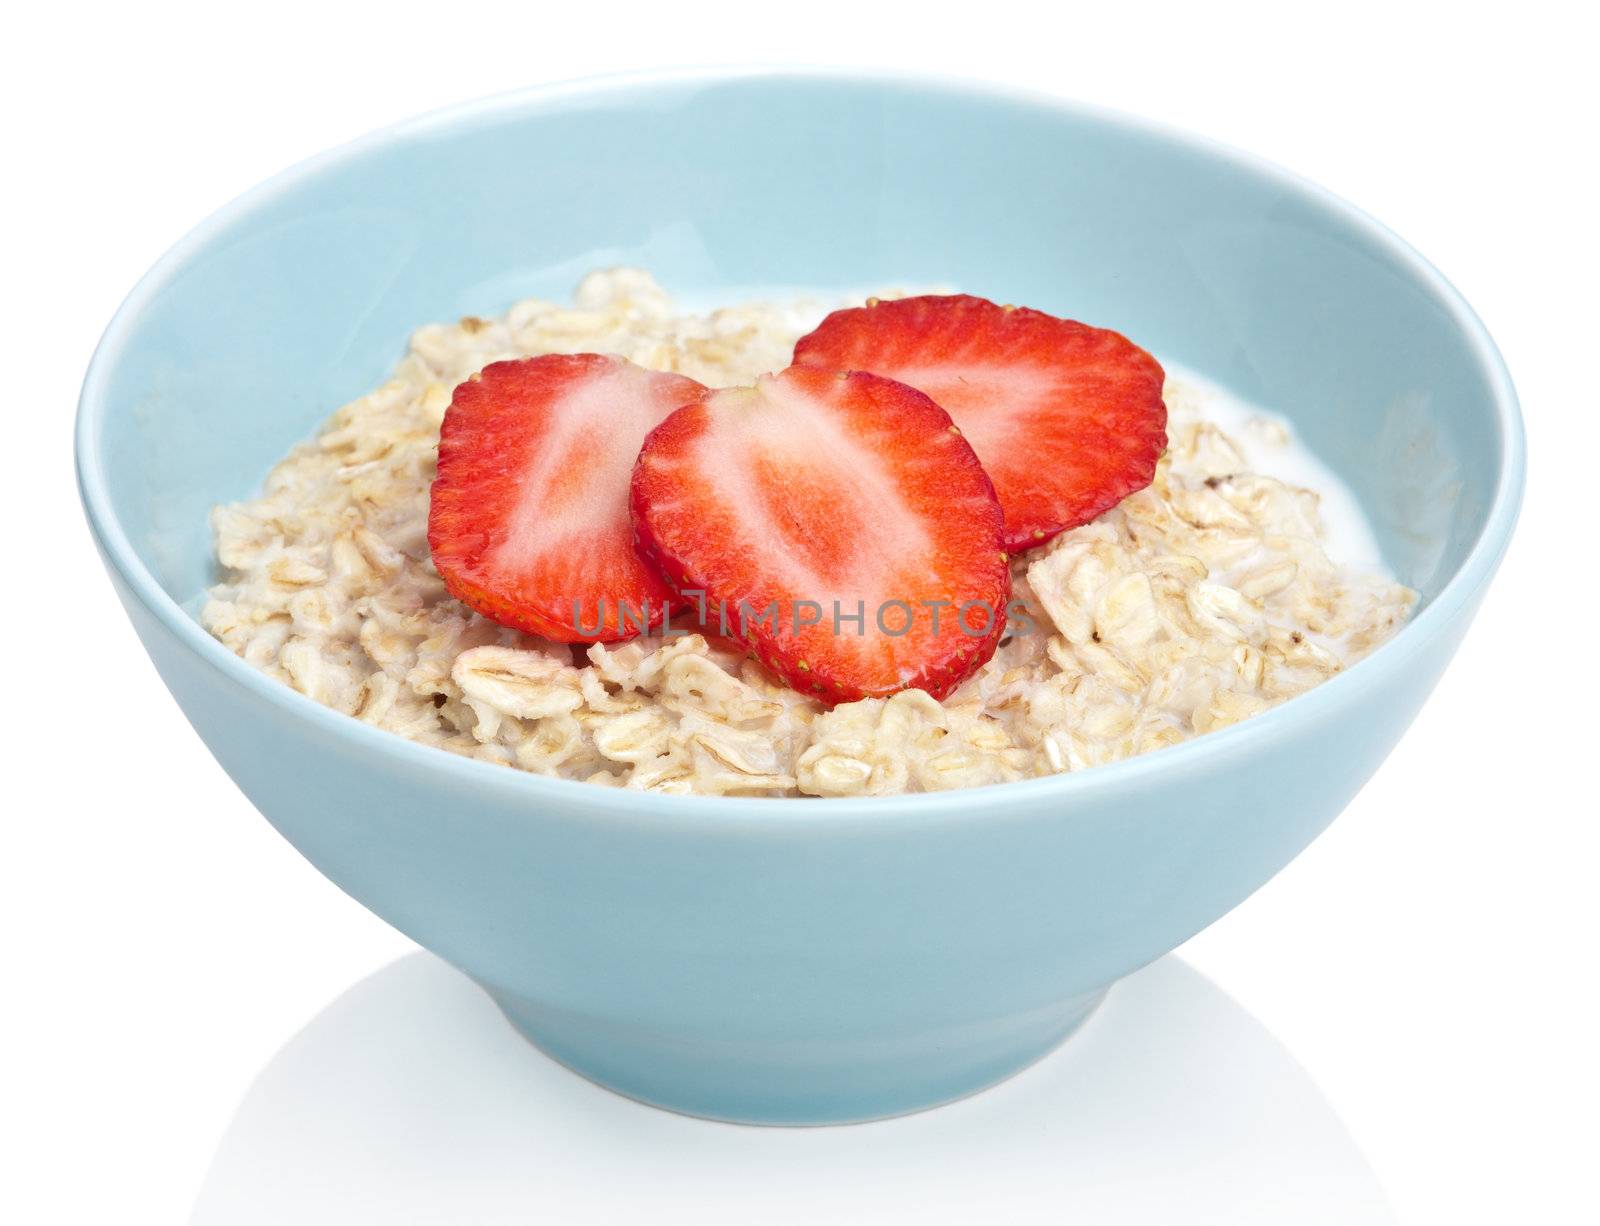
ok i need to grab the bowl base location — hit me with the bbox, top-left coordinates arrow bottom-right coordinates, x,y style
484,985 -> 1109,1125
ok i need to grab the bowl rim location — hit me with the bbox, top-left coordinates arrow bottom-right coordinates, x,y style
75,64 -> 1526,828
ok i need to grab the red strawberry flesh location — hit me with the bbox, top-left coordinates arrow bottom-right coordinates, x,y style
429,354 -> 706,642
793,294 -> 1167,551
631,366 -> 1010,704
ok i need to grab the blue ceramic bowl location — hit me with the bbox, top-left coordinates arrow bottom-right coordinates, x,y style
77,69 -> 1524,1124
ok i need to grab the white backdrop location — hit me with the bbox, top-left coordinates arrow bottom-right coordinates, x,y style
5,2 -> 1595,1222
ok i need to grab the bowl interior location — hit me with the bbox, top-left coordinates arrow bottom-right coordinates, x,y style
85,71 -> 1509,620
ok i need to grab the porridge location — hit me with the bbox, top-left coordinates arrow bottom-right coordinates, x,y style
201,269 -> 1416,797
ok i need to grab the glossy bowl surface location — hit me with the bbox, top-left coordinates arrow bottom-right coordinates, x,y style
77,68 -> 1523,1123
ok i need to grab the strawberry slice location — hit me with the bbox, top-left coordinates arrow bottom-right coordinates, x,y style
793,295 -> 1167,551
429,354 -> 706,642
631,366 -> 1011,704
